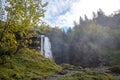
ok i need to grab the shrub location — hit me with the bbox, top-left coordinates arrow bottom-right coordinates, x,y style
57,70 -> 68,75
109,65 -> 120,73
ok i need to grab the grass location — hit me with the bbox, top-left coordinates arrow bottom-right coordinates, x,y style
0,48 -> 61,80
58,68 -> 117,80
109,65 -> 120,73
60,63 -> 82,70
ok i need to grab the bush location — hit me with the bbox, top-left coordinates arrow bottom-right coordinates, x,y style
57,70 -> 67,75
84,68 -> 94,75
109,65 -> 120,73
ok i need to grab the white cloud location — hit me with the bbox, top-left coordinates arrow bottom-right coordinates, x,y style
43,0 -> 120,28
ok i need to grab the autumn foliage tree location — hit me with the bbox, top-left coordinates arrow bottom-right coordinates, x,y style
0,0 -> 47,63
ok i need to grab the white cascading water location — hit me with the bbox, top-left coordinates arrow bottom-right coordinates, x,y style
44,37 -> 53,59
40,35 -> 53,59
40,35 -> 44,56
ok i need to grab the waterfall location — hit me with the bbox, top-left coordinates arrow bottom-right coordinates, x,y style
40,35 -> 53,59
40,35 -> 45,56
44,37 -> 53,59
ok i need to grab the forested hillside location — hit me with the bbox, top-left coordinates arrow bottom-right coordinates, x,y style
0,0 -> 120,80
46,10 -> 120,67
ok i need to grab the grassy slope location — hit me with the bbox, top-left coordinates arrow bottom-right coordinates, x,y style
58,68 -> 117,80
0,48 -> 61,80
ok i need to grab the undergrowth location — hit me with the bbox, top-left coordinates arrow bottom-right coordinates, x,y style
0,48 -> 61,80
58,68 -> 116,80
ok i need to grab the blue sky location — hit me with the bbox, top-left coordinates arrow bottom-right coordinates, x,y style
43,0 -> 120,28
1,0 -> 120,28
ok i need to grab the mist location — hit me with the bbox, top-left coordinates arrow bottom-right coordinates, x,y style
46,9 -> 120,67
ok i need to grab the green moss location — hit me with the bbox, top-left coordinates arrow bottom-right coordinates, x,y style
58,69 -> 117,80
61,63 -> 82,70
0,48 -> 61,80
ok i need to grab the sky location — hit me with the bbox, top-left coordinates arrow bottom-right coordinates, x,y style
43,0 -> 120,28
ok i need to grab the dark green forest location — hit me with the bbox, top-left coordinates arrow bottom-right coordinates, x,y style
0,0 -> 120,80
47,10 -> 120,67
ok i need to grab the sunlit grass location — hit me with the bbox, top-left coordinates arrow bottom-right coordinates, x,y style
0,48 -> 61,80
